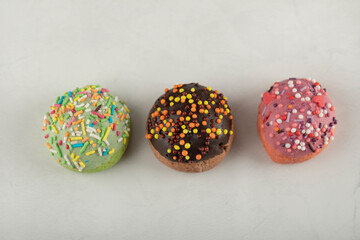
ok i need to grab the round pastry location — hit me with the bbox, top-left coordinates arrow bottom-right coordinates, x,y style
258,78 -> 337,164
42,85 -> 131,172
145,83 -> 234,172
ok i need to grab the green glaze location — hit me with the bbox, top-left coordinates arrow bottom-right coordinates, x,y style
42,85 -> 131,173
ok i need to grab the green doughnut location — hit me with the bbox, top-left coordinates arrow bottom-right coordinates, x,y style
42,85 -> 131,173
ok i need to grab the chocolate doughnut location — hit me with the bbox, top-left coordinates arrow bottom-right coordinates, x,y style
145,83 -> 234,172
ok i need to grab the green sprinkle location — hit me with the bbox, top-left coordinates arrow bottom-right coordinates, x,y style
106,97 -> 112,107
75,106 -> 85,111
55,143 -> 62,157
55,96 -> 60,104
50,137 -> 54,144
64,114 -> 70,121
79,141 -> 89,154
62,96 -> 69,106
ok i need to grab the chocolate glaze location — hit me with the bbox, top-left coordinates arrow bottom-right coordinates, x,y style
146,83 -> 233,163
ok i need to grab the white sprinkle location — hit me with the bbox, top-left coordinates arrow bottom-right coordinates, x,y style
297,145 -> 302,150
86,119 -> 90,125
286,112 -> 291,122
285,143 -> 291,148
289,84 -> 294,88
306,129 -> 311,135
69,97 -> 73,103
64,155 -> 71,167
319,113 -> 324,118
115,96 -> 118,101
314,132 -> 319,137
291,128 -> 296,133
326,103 -> 332,108
288,80 -> 294,85
117,137 -> 123,143
295,93 -> 301,98
277,119 -> 282,124
295,139 -> 300,144
324,124 -> 328,128
301,97 -> 305,101
330,136 -> 334,140
261,106 -> 267,116
302,130 -> 306,134
85,108 -> 91,112
90,133 -> 101,140
270,121 -> 273,125
105,139 -> 110,146
315,86 -> 321,91
316,128 -> 320,132
306,123 -> 311,127
301,146 -> 306,151
300,86 -> 307,92
49,149 -> 57,154
307,111 -> 312,115
300,142 -> 305,146
292,109 -> 298,114
292,88 -> 297,93
324,110 -> 328,114
275,90 -> 280,95
298,114 -> 304,119
98,147 -> 102,156
305,97 -> 310,101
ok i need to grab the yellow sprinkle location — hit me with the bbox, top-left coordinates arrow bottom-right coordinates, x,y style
73,96 -> 80,102
207,86 -> 212,91
52,124 -> 58,134
210,93 -> 214,98
223,129 -> 228,135
162,127 -> 167,132
185,143 -> 191,149
229,130 -> 233,135
185,116 -> 190,121
70,136 -> 83,141
186,94 -> 192,99
216,129 -> 222,135
191,88 -> 195,92
102,126 -> 111,141
197,100 -> 202,105
73,156 -> 79,162
211,101 -> 215,105
185,156 -> 190,160
81,120 -> 86,135
226,109 -> 230,113
181,125 -> 186,129
167,149 -> 171,153
179,88 -> 184,93
224,104 -> 228,108
204,110 -> 208,114
170,102 -> 174,106
124,138 -> 127,144
85,150 -> 95,156
71,153 -> 75,159
206,128 -> 211,134
90,140 -> 93,144
124,106 -> 130,113
181,96 -> 186,100
168,132 -> 173,136
193,128 -> 198,134
174,97 -> 180,102
163,120 -> 167,123
204,101 -> 208,105
154,134 -> 159,139
157,107 -> 161,111
219,115 -> 223,119
183,129 -> 188,134
108,148 -> 115,155
79,161 -> 85,168
224,97 -> 227,100
150,129 -> 155,134
169,96 -> 174,101
188,99 -> 194,104
174,145 -> 180,150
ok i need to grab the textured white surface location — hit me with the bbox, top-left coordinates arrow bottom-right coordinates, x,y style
0,0 -> 360,239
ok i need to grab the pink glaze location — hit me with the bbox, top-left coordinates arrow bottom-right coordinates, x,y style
259,78 -> 337,158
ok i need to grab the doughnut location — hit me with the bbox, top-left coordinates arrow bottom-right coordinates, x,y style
258,78 -> 337,164
145,83 -> 234,172
42,85 -> 131,172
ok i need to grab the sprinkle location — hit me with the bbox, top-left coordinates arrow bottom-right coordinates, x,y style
102,126 -> 111,142
72,143 -> 84,148
85,150 -> 95,156
55,143 -> 62,157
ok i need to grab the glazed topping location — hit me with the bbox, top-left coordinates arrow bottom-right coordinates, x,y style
42,85 -> 131,172
259,78 -> 337,157
146,83 -> 233,162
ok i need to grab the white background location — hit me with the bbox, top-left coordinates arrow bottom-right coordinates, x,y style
1,0 -> 359,239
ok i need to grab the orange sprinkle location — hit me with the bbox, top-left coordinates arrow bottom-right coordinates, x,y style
191,108 -> 196,112
74,110 -> 83,117
46,143 -> 52,149
189,122 -> 195,128
216,119 -> 222,124
160,99 -> 166,104
145,134 -> 152,139
229,115 -> 233,120
211,128 -> 216,132
215,108 -> 220,113
82,137 -> 89,143
180,133 -> 185,138
192,114 -> 197,119
92,143 -> 97,148
207,105 -> 211,109
173,85 -> 178,89
80,97 -> 86,102
182,150 -> 188,156
65,132 -> 69,137
215,90 -> 219,94
154,111 -> 160,117
159,123 -> 164,128
191,104 -> 197,108
176,110 -> 182,116
155,127 -> 160,132
162,109 -> 168,115
196,154 -> 202,160
274,126 -> 279,132
171,128 -> 176,132
180,140 -> 185,145
164,88 -> 169,93
160,115 -> 165,120
220,100 -> 225,105
199,109 -> 204,113
120,114 -> 125,121
166,122 -> 171,128
179,117 -> 184,121
173,88 -> 178,93
97,128 -> 101,133
209,133 -> 215,139
173,156 -> 177,160
202,121 -> 207,126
